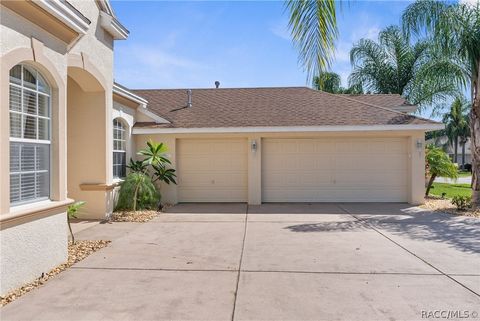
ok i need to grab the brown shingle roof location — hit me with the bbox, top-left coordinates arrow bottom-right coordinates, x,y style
132,87 -> 438,128
339,94 -> 417,114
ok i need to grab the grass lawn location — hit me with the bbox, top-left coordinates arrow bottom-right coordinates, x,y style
429,183 -> 471,199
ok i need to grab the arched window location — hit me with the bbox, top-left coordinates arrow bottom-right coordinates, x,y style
113,118 -> 126,178
9,64 -> 51,205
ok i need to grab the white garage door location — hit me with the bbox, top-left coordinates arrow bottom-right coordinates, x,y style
177,139 -> 248,202
262,138 -> 408,202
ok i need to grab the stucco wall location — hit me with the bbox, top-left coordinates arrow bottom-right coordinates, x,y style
68,0 -> 114,86
0,211 -> 68,295
135,130 -> 427,206
0,0 -> 116,293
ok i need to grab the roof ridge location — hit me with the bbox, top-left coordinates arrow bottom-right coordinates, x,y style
309,88 -> 433,122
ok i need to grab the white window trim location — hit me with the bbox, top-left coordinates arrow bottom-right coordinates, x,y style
113,118 -> 127,179
9,64 -> 52,208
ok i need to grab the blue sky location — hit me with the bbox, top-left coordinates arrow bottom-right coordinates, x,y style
112,1 -> 412,90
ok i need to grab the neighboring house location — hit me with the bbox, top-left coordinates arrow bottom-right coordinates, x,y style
426,135 -> 472,165
0,0 -> 442,296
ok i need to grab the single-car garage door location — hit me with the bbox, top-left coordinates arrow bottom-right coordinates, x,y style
177,139 -> 248,202
262,137 -> 408,202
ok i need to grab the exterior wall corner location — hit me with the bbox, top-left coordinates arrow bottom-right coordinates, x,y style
408,134 -> 426,205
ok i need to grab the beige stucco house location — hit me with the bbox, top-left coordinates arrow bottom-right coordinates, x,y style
0,0 -> 442,296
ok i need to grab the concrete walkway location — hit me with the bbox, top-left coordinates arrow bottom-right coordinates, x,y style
2,203 -> 479,321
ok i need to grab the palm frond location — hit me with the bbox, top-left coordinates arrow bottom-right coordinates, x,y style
286,0 -> 338,80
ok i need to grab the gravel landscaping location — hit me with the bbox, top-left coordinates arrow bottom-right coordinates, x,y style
422,196 -> 480,218
110,210 -> 160,222
0,240 -> 110,307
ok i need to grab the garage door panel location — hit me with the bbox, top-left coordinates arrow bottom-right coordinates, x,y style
335,171 -> 407,186
178,188 -> 247,202
262,138 -> 408,202
264,171 -> 332,187
179,172 -> 246,186
178,139 -> 247,202
265,171 -> 332,186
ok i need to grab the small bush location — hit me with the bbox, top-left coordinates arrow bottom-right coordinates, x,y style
451,195 -> 472,211
115,172 -> 159,211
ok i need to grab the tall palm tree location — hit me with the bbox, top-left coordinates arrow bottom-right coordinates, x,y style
313,71 -> 363,94
286,0 -> 337,81
403,0 -> 480,203
349,25 -> 458,108
443,97 -> 470,165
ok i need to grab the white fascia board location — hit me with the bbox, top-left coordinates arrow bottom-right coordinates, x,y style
137,108 -> 171,124
132,124 -> 444,135
113,83 -> 148,105
113,84 -> 170,124
100,12 -> 129,40
34,0 -> 90,35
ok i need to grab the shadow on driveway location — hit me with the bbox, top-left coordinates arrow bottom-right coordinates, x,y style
284,221 -> 365,232
373,215 -> 480,255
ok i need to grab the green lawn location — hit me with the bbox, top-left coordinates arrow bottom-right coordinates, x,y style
430,183 -> 471,199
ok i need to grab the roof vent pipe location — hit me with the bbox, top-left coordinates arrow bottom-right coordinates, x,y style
215,81 -> 220,88
187,89 -> 192,107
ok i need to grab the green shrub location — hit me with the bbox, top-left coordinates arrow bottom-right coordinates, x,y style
451,195 -> 472,211
425,144 -> 458,196
115,172 -> 159,211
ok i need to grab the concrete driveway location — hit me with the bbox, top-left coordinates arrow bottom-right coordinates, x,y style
2,203 -> 479,321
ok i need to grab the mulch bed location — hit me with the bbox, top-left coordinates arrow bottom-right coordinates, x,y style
110,210 -> 160,222
1,240 -> 110,307
421,196 -> 480,218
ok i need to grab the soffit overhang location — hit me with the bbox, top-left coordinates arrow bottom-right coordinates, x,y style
2,0 -> 90,45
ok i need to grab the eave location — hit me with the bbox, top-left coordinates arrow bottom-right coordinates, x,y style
113,83 -> 148,107
132,124 -> 445,135
2,0 -> 90,45
113,83 -> 170,124
100,11 -> 129,40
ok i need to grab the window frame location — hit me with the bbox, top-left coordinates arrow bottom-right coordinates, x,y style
113,118 -> 127,179
9,64 -> 52,207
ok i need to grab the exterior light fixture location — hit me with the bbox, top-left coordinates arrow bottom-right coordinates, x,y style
251,140 -> 257,152
416,139 -> 423,150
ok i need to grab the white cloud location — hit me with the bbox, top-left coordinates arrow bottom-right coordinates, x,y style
334,41 -> 351,63
460,0 -> 479,5
270,20 -> 291,41
351,26 -> 380,42
114,44 -> 208,89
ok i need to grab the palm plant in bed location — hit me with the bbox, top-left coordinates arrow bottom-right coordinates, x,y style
116,141 -> 176,211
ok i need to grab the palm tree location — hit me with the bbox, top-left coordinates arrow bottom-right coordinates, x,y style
349,25 -> 458,108
286,0 -> 337,80
313,72 -> 341,93
443,97 -> 470,165
313,71 -> 363,94
403,0 -> 480,204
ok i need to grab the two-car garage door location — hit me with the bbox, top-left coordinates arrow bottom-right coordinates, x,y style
177,137 -> 407,203
262,138 -> 408,202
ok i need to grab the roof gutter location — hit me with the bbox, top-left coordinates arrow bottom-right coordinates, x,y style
113,83 -> 148,107
133,124 -> 444,135
100,11 -> 129,40
113,83 -> 171,124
